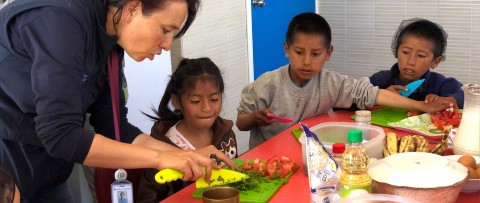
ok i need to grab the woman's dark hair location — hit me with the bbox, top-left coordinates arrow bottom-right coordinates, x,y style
109,0 -> 200,38
392,18 -> 448,61
286,12 -> 332,48
0,167 -> 15,203
145,57 -> 224,122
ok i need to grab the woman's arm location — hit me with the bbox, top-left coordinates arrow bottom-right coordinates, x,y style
83,134 -> 214,181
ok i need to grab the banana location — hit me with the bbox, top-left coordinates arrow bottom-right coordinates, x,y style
431,143 -> 446,155
399,135 -> 415,152
419,137 -> 430,152
386,132 -> 398,155
412,135 -> 429,152
383,148 -> 391,157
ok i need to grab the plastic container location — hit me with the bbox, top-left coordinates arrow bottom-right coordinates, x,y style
339,129 -> 372,197
300,122 -> 385,159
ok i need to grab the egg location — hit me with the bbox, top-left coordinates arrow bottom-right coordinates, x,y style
466,167 -> 479,179
458,155 -> 477,169
475,167 -> 480,179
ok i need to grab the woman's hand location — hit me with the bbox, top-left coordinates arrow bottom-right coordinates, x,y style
157,150 -> 217,182
195,145 -> 237,170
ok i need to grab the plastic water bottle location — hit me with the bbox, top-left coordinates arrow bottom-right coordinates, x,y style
339,129 -> 371,198
355,110 -> 371,125
332,143 -> 345,169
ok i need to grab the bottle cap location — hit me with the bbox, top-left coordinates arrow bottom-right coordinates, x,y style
332,143 -> 346,154
355,110 -> 371,122
348,129 -> 363,143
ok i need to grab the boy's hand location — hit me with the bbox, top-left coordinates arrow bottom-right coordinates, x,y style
386,85 -> 407,94
255,109 -> 273,126
425,94 -> 459,109
422,97 -> 453,113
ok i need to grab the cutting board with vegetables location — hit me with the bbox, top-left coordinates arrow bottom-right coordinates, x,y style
351,107 -> 408,127
192,158 -> 296,203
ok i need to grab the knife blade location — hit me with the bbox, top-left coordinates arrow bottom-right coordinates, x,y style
399,79 -> 425,97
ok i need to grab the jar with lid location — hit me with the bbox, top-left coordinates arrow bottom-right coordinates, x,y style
355,110 -> 371,125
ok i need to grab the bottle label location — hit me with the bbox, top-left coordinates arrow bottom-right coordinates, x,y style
339,184 -> 371,198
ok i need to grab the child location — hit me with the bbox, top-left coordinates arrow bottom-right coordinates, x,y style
369,18 -> 464,108
236,12 -> 451,149
136,58 -> 238,202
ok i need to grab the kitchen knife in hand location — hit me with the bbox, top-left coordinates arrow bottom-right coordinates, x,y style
155,168 -> 248,188
399,79 -> 425,97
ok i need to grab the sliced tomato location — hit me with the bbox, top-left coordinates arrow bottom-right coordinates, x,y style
241,161 -> 252,170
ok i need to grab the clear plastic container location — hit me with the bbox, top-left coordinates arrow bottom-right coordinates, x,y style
300,122 -> 385,159
339,129 -> 372,197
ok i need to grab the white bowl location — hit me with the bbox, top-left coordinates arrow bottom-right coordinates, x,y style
368,152 -> 468,203
444,155 -> 480,192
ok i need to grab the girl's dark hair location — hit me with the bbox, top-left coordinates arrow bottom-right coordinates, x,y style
0,167 -> 15,203
145,57 -> 224,122
392,18 -> 448,61
108,0 -> 200,39
286,12 -> 332,48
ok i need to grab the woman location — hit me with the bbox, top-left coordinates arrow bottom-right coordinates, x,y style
0,0 -> 234,202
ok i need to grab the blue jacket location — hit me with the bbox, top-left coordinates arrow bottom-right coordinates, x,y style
369,63 -> 464,108
0,0 -> 141,197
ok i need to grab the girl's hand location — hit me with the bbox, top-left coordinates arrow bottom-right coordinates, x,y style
255,108 -> 273,126
386,85 -> 407,94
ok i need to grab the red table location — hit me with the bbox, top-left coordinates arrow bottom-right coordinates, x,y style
162,110 -> 480,203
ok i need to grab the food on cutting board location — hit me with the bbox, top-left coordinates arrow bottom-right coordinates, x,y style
457,155 -> 480,180
383,133 -> 445,157
228,155 -> 298,191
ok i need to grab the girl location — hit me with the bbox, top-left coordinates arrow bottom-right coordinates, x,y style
136,58 -> 238,202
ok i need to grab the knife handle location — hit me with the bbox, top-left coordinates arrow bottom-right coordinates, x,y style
155,169 -> 184,184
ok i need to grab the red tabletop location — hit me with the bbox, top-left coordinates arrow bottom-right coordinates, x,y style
162,110 -> 480,203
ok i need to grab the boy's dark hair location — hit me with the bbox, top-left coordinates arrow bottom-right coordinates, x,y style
0,167 -> 15,203
285,12 -> 332,48
392,18 -> 448,61
146,57 -> 224,123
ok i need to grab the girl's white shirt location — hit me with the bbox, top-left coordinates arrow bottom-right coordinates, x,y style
165,121 -> 196,150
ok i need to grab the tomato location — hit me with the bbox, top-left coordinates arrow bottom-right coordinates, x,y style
241,155 -> 298,179
241,161 -> 252,170
430,108 -> 462,131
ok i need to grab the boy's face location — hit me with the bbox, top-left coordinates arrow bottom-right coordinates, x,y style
173,81 -> 222,130
397,34 -> 442,83
284,32 -> 332,86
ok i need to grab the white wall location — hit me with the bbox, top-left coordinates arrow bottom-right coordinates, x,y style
124,52 -> 172,134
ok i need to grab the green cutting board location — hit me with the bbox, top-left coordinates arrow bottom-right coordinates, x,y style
351,107 -> 408,127
192,159 -> 294,203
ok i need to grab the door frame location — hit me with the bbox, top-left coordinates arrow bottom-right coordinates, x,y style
245,0 -> 319,82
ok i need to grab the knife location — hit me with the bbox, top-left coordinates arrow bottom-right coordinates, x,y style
399,79 -> 425,97
155,168 -> 248,188
267,113 -> 294,123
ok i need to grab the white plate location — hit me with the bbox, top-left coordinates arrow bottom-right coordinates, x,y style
444,155 -> 480,193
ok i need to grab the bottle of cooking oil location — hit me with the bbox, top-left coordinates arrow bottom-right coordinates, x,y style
339,129 -> 371,198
